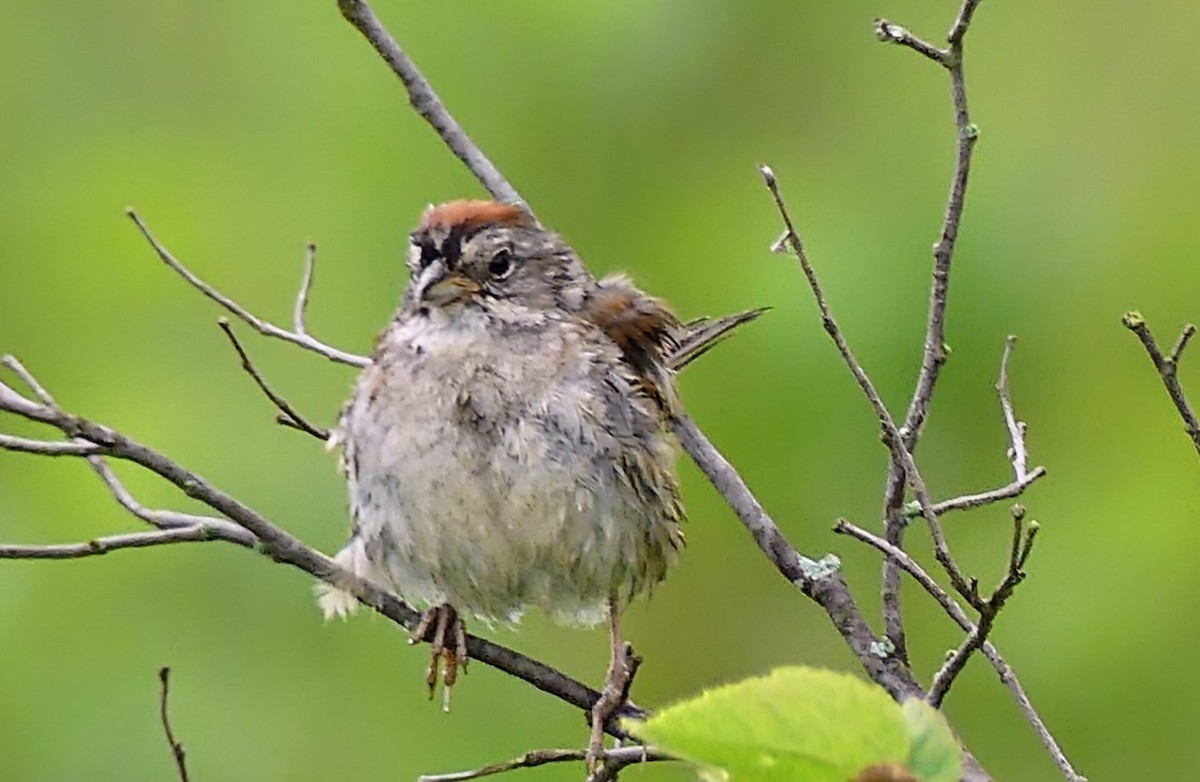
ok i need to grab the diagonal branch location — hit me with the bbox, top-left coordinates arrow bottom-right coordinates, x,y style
903,337 -> 1047,518
125,209 -> 369,368
334,0 -> 934,731
925,504 -> 1039,706
760,166 -> 980,612
1123,312 -> 1200,458
0,365 -> 644,736
835,519 -> 1086,782
217,319 -> 330,440
335,0 -> 527,212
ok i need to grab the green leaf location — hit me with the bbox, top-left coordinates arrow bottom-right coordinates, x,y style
902,698 -> 962,782
628,667 -> 910,782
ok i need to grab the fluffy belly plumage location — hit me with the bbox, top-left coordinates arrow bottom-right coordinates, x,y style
321,311 -> 683,626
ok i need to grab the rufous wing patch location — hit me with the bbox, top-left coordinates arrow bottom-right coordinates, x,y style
585,274 -> 681,411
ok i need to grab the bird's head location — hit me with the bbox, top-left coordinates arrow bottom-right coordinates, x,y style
403,200 -> 592,315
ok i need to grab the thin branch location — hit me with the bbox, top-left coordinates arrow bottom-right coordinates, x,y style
418,746 -> 671,782
1168,323 -> 1197,365
759,165 -> 980,611
876,0 -> 984,655
2,354 -> 58,407
0,434 -> 100,456
335,0 -> 527,212
873,20 -> 946,65
1123,312 -> 1200,458
926,505 -> 1039,706
158,667 -> 190,782
903,337 -> 1047,519
124,209 -> 369,368
86,455 -> 244,533
835,519 -> 1086,782
217,318 -> 331,441
294,242 -> 317,336
909,467 -> 1046,518
672,413 -> 927,704
997,336 -> 1031,479
0,525 -> 238,560
0,368 -> 644,736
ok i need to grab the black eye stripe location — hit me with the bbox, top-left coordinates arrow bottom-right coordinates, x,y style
419,240 -> 440,268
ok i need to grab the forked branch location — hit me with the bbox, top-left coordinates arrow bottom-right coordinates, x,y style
1123,312 -> 1200,458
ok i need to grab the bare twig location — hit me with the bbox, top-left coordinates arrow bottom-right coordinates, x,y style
294,242 -> 317,336
86,456 -> 245,533
910,467 -> 1046,518
0,525 -> 236,560
125,209 -> 369,368
997,336 -> 1031,479
904,337 -> 1048,518
2,354 -> 58,407
672,413 -> 926,704
158,667 -> 190,782
217,318 -> 331,441
873,20 -> 946,64
418,746 -> 671,782
876,0 -> 985,655
1123,312 -> 1200,458
0,366 -> 645,736
0,434 -> 100,456
759,165 -> 980,611
926,505 -> 1039,706
835,519 -> 1086,782
335,0 -> 527,212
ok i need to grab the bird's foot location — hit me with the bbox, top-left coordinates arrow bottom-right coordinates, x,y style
411,603 -> 468,710
586,642 -> 635,774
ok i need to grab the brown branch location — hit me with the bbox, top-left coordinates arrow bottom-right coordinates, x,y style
0,367 -> 644,737
158,667 -> 190,782
835,519 -> 1086,782
335,0 -> 527,212
125,208 -> 369,368
1123,312 -> 1200,458
217,318 -> 330,441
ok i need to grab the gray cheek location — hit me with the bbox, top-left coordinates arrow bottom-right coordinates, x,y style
559,283 -> 586,311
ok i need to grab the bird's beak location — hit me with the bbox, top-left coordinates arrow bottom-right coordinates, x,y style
415,260 -> 481,306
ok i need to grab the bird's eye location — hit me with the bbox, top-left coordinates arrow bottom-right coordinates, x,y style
488,250 -> 515,279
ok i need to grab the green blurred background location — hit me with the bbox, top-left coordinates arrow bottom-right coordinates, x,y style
1,1 -> 1197,779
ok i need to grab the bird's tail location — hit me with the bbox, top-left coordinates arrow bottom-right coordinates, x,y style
668,308 -> 769,371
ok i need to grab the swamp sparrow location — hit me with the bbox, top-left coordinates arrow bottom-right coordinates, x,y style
319,200 -> 761,768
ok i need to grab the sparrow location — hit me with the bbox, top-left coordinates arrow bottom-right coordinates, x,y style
318,199 -> 761,769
